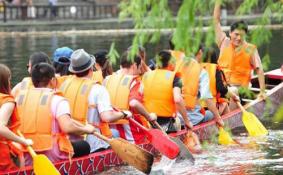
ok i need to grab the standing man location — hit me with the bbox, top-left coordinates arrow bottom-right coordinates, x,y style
214,1 -> 266,102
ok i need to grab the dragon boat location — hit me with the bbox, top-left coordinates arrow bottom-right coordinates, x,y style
5,69 -> 283,175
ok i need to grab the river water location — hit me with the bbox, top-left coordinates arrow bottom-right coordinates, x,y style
0,26 -> 282,174
0,28 -> 282,85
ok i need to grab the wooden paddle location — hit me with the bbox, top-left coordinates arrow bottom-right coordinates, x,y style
17,131 -> 60,175
236,101 -> 268,136
128,118 -> 180,159
92,131 -> 153,174
152,120 -> 195,162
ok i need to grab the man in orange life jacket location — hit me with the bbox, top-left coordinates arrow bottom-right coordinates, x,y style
16,63 -> 96,165
104,52 -> 157,144
142,50 -> 194,132
214,1 -> 266,103
60,49 -> 132,153
11,52 -> 51,97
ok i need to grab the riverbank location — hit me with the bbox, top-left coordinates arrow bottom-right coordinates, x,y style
0,24 -> 282,38
0,13 -> 281,31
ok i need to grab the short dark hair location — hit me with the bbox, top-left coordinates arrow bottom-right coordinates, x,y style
202,47 -> 218,64
94,50 -> 113,78
76,68 -> 91,77
157,50 -> 171,68
53,57 -> 70,76
230,20 -> 248,33
120,52 -> 141,69
31,63 -> 55,87
29,52 -> 51,67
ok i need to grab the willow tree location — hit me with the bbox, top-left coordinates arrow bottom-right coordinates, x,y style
113,0 -> 283,119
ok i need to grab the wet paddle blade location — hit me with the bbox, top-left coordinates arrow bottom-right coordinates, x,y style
109,138 -> 153,174
33,154 -> 60,175
242,111 -> 268,137
146,129 -> 180,159
218,127 -> 235,145
171,137 -> 195,163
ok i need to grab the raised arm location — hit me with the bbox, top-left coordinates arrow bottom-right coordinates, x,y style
214,0 -> 226,47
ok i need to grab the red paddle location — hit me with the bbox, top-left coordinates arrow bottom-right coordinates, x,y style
128,118 -> 180,159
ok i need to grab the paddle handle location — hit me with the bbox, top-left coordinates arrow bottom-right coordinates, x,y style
152,121 -> 166,133
236,101 -> 246,112
92,131 -> 111,143
128,118 -> 149,132
17,130 -> 37,158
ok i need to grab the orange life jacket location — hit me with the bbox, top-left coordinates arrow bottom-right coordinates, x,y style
92,71 -> 104,84
201,63 -> 217,98
201,63 -> 226,104
170,50 -> 186,73
13,77 -> 33,98
56,75 -> 70,88
104,74 -> 150,127
218,43 -> 256,86
142,69 -> 176,117
178,59 -> 202,109
0,93 -> 22,172
105,73 -> 135,110
59,76 -> 97,124
16,89 -> 73,154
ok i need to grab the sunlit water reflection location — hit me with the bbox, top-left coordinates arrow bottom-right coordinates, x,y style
99,129 -> 283,175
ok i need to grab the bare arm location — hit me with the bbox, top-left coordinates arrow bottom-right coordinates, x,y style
129,99 -> 155,121
214,0 -> 226,47
255,68 -> 266,95
0,102 -> 31,146
57,114 -> 95,135
173,87 -> 193,129
100,110 -> 125,123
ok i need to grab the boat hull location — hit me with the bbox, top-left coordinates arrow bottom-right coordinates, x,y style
4,69 -> 283,175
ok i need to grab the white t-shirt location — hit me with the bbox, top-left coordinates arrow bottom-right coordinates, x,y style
86,84 -> 113,152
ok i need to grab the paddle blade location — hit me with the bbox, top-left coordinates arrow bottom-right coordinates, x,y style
109,138 -> 153,174
146,129 -> 180,159
33,154 -> 60,175
171,137 -> 195,163
242,111 -> 268,137
218,127 -> 235,145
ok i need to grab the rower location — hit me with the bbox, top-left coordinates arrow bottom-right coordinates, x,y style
11,52 -> 51,97
92,50 -> 113,83
104,52 -> 157,144
142,50 -> 193,132
59,49 -> 132,153
16,63 -> 95,166
127,45 -> 151,75
0,64 -> 33,172
197,45 -> 239,115
214,1 -> 266,109
52,47 -> 73,87
169,46 -> 225,127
